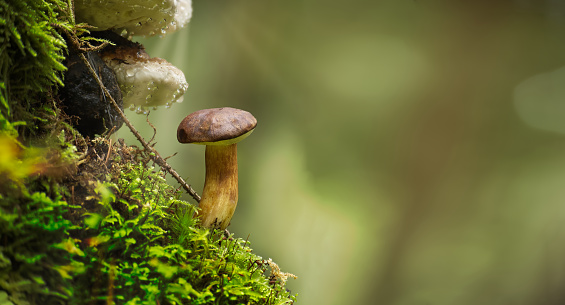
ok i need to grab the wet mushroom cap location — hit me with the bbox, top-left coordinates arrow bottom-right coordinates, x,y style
177,108 -> 257,145
94,31 -> 188,113
74,0 -> 192,37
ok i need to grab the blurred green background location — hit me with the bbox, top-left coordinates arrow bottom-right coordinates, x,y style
116,1 -> 565,304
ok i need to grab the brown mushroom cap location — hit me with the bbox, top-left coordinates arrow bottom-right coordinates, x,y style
177,107 -> 257,145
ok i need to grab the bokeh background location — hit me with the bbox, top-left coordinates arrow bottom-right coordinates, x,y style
116,1 -> 565,304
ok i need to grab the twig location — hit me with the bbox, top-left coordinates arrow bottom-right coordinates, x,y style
163,152 -> 177,162
104,138 -> 113,164
78,52 -> 201,203
146,112 -> 157,145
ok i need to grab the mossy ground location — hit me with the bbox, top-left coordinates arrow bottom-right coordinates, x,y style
0,1 -> 296,304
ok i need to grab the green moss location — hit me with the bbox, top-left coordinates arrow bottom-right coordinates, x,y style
0,136 -> 297,304
66,152 -> 296,304
0,0 -> 68,119
0,1 -> 297,304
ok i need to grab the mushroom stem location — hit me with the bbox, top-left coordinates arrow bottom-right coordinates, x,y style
177,107 -> 256,229
198,143 -> 239,229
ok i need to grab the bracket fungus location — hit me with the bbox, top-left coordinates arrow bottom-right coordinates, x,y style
71,0 -> 192,114
59,29 -> 189,137
74,0 -> 192,37
94,31 -> 188,114
177,107 -> 257,230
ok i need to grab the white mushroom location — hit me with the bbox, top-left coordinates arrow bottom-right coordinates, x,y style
108,58 -> 187,114
74,0 -> 192,37
96,33 -> 188,114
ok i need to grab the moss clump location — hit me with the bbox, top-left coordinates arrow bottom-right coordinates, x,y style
0,0 -> 297,304
67,143 -> 296,304
0,0 -> 68,128
1,134 -> 297,304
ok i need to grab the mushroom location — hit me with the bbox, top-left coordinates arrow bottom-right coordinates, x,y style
93,31 -> 188,114
74,0 -> 192,37
177,107 -> 257,230
72,0 -> 192,114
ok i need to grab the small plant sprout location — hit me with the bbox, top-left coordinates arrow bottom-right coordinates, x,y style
266,258 -> 298,285
177,107 -> 257,230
